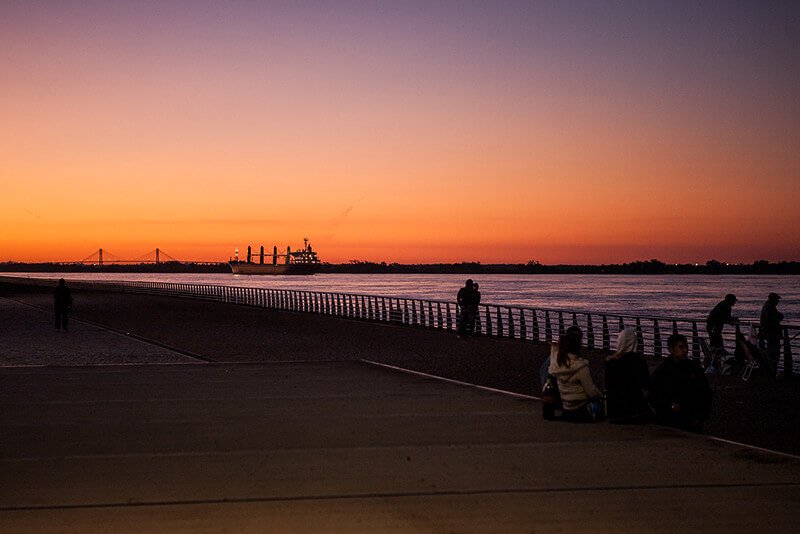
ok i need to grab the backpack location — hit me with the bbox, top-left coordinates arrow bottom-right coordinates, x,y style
542,374 -> 562,420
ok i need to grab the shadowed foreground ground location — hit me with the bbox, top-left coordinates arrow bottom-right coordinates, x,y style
3,359 -> 799,532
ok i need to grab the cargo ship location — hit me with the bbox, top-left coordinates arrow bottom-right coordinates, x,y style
229,238 -> 321,275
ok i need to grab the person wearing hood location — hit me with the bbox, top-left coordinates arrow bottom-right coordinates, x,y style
548,326 -> 603,422
604,327 -> 652,423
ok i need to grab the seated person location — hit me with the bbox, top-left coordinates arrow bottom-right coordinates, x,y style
548,326 -> 603,422
605,327 -> 652,423
650,334 -> 713,433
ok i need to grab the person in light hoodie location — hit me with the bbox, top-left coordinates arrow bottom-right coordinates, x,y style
548,326 -> 603,422
604,327 -> 652,423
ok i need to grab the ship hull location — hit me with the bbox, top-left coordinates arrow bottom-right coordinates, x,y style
229,262 -> 317,275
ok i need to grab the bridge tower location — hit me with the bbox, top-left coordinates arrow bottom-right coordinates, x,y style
155,248 -> 160,264
99,248 -> 103,265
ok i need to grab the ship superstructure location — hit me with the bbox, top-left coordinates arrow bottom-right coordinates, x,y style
229,238 -> 320,275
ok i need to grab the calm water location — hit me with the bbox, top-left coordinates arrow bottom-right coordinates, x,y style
5,272 -> 798,324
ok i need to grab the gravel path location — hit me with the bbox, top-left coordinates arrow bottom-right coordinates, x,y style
0,297 -> 197,366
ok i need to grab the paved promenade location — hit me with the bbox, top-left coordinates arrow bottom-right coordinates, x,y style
2,293 -> 800,532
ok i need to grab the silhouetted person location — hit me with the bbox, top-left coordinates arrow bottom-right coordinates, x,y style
456,279 -> 479,336
472,283 -> 481,334
651,334 -> 712,433
53,278 -> 72,332
548,326 -> 603,422
760,292 -> 784,374
604,327 -> 652,423
706,294 -> 738,352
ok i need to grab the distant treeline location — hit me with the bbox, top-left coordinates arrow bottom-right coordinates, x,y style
1,259 -> 799,275
322,259 -> 800,275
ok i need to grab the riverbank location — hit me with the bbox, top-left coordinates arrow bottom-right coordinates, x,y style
2,281 -> 798,456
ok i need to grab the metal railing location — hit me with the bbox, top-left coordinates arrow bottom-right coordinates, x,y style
2,276 -> 797,375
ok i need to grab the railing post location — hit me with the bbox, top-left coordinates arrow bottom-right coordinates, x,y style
602,315 -> 610,351
653,319 -> 662,357
691,322 -> 701,362
411,300 -> 418,325
496,307 -> 503,337
558,312 -> 564,335
586,314 -> 594,349
635,318 -> 645,354
672,320 -> 679,335
619,317 -> 625,331
519,309 -> 527,340
484,306 -> 491,336
437,303 -> 443,329
783,326 -> 794,379
530,310 -> 540,342
446,303 -> 453,330
545,311 -> 552,343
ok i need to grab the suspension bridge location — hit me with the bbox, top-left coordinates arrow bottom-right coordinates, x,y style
75,249 -> 219,265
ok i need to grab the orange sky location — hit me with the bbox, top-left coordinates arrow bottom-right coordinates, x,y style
2,2 -> 798,264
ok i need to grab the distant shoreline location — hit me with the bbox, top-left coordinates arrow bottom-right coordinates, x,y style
2,259 -> 799,275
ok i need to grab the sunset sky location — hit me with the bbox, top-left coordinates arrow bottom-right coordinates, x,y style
2,1 -> 798,264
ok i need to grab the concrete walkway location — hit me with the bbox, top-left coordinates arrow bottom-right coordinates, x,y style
1,298 -> 800,532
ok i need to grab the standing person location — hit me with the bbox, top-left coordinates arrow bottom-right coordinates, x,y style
547,326 -> 603,422
760,292 -> 784,374
604,327 -> 652,423
53,278 -> 72,332
706,294 -> 738,352
650,334 -> 712,433
471,283 -> 481,335
456,279 -> 478,336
